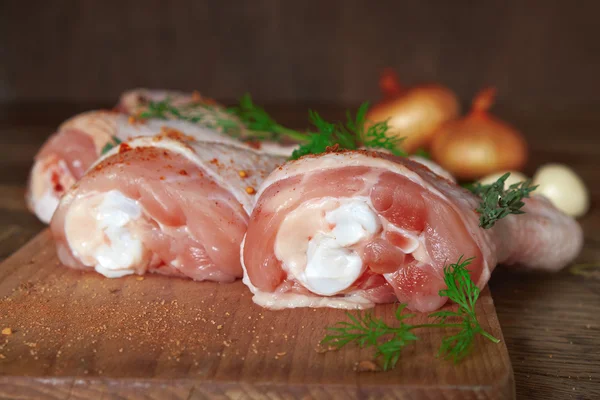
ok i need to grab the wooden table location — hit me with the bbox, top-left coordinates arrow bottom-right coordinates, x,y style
0,103 -> 598,399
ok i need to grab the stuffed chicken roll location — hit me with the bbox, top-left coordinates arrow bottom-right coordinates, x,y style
27,109 -> 249,223
241,150 -> 583,312
51,134 -> 285,281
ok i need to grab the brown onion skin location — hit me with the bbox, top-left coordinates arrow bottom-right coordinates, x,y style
430,88 -> 528,181
365,69 -> 460,153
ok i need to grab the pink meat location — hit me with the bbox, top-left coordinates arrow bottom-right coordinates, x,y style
35,128 -> 97,183
242,150 -> 583,312
27,102 -> 279,223
51,133 -> 285,282
51,146 -> 247,281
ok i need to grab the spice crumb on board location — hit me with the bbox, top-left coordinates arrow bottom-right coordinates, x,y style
1,328 -> 12,335
315,343 -> 338,354
354,360 -> 381,372
0,274 -> 301,375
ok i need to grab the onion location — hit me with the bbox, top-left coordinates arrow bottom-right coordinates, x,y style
430,88 -> 528,180
365,69 -> 460,153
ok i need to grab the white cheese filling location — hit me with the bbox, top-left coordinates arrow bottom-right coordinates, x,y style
275,198 -> 381,296
65,190 -> 147,278
304,234 -> 364,296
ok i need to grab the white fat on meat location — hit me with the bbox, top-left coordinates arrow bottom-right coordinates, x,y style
64,190 -> 150,278
33,190 -> 61,225
408,155 -> 455,183
28,157 -> 76,224
275,197 -> 381,297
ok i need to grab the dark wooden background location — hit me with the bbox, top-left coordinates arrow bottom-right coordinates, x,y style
1,0 -> 599,110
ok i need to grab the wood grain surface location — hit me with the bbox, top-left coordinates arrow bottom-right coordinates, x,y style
0,104 -> 599,399
0,229 -> 513,399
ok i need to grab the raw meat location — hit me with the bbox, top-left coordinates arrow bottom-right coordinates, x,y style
116,89 -> 245,137
27,108 -> 275,223
241,150 -> 583,312
51,133 -> 285,281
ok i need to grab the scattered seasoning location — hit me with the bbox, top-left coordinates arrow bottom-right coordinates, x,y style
0,273 -> 300,372
245,186 -> 256,195
1,328 -> 12,336
210,158 -> 219,165
325,143 -> 340,153
238,170 -> 248,178
50,172 -> 64,193
128,116 -> 136,124
136,277 -> 144,281
192,91 -> 202,102
314,343 -> 338,354
354,360 -> 381,372
159,127 -> 195,142
137,94 -> 148,105
178,169 -> 189,176
118,143 -> 132,153
159,176 -> 165,181
246,141 -> 262,150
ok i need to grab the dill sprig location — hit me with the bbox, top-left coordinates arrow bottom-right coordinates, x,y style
290,102 -> 406,160
429,256 -> 500,362
139,99 -> 203,123
138,98 -> 242,136
321,256 -> 499,370
413,148 -> 432,159
289,110 -> 357,159
322,304 -> 418,371
228,94 -> 310,143
346,102 -> 406,157
468,172 -> 538,229
100,136 -> 122,155
137,94 -> 405,158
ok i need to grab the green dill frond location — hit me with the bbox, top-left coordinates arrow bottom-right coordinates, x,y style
468,173 -> 538,229
100,136 -> 122,155
320,256 -> 500,371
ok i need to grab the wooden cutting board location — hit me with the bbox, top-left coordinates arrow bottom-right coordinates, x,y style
0,230 -> 514,399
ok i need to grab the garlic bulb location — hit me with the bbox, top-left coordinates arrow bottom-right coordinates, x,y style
533,164 -> 589,217
365,69 -> 459,153
479,171 -> 528,189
